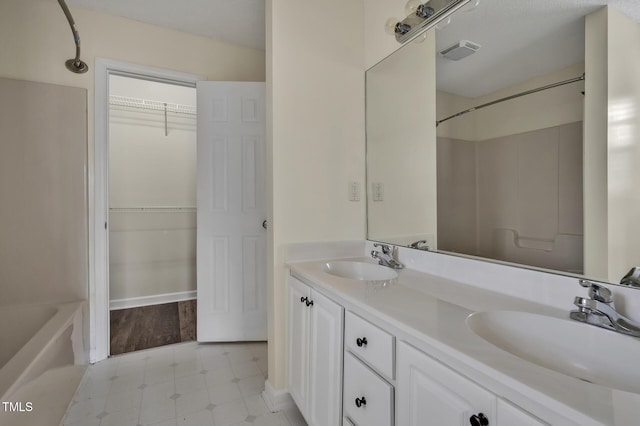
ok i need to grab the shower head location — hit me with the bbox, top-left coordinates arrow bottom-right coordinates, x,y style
57,0 -> 88,74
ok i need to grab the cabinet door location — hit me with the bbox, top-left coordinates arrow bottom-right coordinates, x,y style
307,289 -> 344,426
498,398 -> 548,425
288,276 -> 311,412
397,342 -> 496,426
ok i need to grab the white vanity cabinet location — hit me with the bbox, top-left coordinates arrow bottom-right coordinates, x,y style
497,398 -> 548,425
287,275 -> 344,426
343,352 -> 394,426
344,311 -> 394,380
343,311 -> 395,426
397,341 -> 495,426
397,341 -> 548,426
286,265 -> 576,426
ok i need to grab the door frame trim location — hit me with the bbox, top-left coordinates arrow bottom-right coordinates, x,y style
91,58 -> 202,362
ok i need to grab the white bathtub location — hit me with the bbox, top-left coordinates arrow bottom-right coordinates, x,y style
0,301 -> 86,426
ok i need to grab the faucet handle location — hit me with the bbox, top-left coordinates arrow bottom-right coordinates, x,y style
373,243 -> 391,255
579,279 -> 613,304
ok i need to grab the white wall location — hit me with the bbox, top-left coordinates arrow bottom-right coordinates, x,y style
584,9 -> 609,281
0,1 -> 265,86
0,0 -> 264,356
267,0 -> 366,391
607,8 -> 640,283
366,34 -> 438,247
584,7 -> 640,282
108,76 -> 197,302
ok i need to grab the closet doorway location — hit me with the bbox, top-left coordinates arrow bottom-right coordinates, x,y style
92,60 -> 267,362
108,75 -> 198,355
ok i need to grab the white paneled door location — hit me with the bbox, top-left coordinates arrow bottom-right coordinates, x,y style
196,82 -> 266,341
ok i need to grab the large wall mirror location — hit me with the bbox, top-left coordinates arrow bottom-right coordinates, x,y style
366,0 -> 640,287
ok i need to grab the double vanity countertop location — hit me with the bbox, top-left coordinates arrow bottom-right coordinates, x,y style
287,256 -> 640,426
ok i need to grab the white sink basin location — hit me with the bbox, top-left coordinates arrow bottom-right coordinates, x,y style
322,261 -> 398,281
466,311 -> 640,394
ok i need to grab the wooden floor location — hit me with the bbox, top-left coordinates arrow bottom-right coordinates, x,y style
110,300 -> 197,355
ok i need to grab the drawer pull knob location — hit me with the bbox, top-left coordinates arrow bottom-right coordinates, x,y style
355,396 -> 367,408
356,337 -> 368,347
306,299 -> 314,307
300,296 -> 308,304
469,413 -> 489,426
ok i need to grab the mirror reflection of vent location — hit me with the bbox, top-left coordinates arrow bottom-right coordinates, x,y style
440,40 -> 481,61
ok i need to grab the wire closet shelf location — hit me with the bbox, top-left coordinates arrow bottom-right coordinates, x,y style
109,95 -> 197,116
109,206 -> 196,213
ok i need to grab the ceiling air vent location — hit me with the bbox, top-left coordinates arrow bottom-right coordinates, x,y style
440,40 -> 481,61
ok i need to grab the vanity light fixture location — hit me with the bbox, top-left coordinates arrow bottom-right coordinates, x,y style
406,0 -> 436,19
390,0 -> 472,44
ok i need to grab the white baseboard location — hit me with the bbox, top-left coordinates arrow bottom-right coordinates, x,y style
262,380 -> 294,412
110,290 -> 196,310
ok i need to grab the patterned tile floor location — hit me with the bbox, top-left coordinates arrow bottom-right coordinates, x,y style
62,342 -> 306,426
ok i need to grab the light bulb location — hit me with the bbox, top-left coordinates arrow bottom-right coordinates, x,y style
462,0 -> 481,12
404,0 -> 421,16
412,32 -> 428,44
435,16 -> 451,30
384,17 -> 400,36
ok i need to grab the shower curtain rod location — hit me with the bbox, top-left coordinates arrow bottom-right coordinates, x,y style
436,73 -> 585,127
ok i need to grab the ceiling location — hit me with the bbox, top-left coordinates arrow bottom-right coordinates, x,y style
435,0 -> 640,98
66,0 -> 266,51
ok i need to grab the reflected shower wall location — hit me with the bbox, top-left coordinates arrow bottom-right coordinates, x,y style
438,121 -> 584,274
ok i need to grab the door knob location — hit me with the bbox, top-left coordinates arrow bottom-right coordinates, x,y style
469,413 -> 489,426
262,220 -> 267,229
355,396 -> 367,408
356,337 -> 368,347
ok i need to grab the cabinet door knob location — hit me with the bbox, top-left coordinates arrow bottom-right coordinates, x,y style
355,396 -> 367,408
305,299 -> 314,307
469,413 -> 489,426
356,337 -> 368,347
300,296 -> 308,304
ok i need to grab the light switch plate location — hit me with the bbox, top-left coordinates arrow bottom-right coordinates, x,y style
348,181 -> 361,201
372,183 -> 384,201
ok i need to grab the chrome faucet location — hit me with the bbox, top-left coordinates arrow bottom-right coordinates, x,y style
409,240 -> 430,251
570,279 -> 640,338
620,267 -> 640,288
371,243 -> 404,270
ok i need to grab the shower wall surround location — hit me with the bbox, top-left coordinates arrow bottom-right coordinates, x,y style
438,121 -> 583,274
433,62 -> 585,274
0,78 -> 88,307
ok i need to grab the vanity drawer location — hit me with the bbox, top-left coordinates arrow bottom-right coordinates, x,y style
343,352 -> 394,426
345,311 -> 394,379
